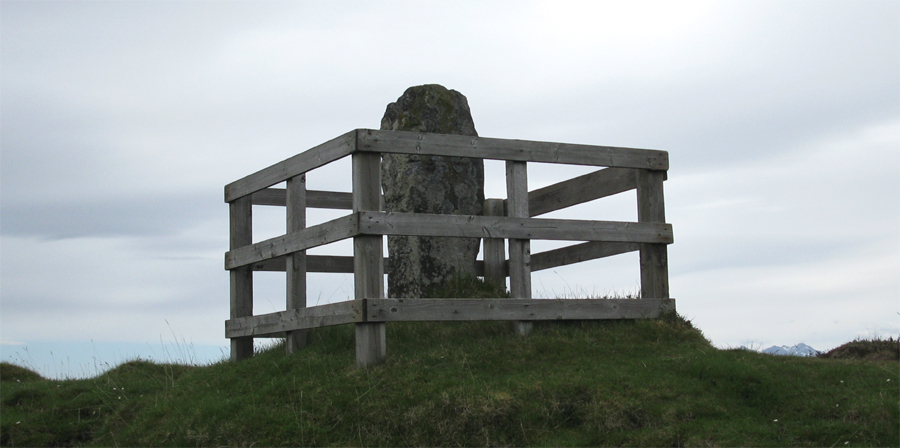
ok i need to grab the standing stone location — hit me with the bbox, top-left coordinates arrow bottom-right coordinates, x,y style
381,85 -> 484,298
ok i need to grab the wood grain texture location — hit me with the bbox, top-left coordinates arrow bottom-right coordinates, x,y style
355,322 -> 386,369
253,243 -> 640,276
285,174 -> 308,353
233,208 -> 674,272
225,301 -> 363,338
531,241 -> 640,272
637,169 -> 670,299
365,298 -> 675,322
229,196 -> 254,361
252,188 -> 354,210
225,214 -> 358,269
506,161 -> 532,336
255,256 -> 491,276
357,129 -> 668,170
526,167 -> 637,217
225,130 -> 356,202
352,153 -> 385,299
483,198 -> 507,285
352,152 -> 386,367
640,244 -> 669,299
357,212 -> 673,244
225,298 -> 676,337
637,170 -> 666,224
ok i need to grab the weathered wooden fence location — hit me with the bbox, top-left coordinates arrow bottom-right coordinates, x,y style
224,129 -> 674,367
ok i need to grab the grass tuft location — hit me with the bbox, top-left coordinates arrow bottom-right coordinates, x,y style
819,336 -> 900,361
425,274 -> 510,298
1,362 -> 44,383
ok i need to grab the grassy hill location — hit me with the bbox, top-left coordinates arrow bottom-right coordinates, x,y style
2,314 -> 897,447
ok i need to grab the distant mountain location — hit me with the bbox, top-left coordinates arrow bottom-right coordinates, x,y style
762,343 -> 819,357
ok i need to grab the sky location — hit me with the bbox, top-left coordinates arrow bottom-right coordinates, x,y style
1,0 -> 898,379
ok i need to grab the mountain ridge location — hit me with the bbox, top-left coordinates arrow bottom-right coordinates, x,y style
761,342 -> 819,357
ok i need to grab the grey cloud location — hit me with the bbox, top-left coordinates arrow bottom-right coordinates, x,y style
1,194 -> 221,239
670,235 -> 878,276
1,0 -> 897,376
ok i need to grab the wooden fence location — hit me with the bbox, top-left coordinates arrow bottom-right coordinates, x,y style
224,129 -> 674,367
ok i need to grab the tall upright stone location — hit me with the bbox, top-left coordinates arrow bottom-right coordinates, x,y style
381,84 -> 485,298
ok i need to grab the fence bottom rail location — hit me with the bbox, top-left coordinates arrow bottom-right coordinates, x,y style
225,298 -> 675,339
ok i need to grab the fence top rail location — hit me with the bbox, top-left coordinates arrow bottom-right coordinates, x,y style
225,129 -> 669,202
357,129 -> 668,170
225,130 -> 357,203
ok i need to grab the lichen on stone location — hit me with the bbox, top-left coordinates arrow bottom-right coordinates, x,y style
381,85 -> 485,298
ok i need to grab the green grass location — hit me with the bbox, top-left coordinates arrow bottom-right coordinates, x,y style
2,313 -> 897,447
819,336 -> 900,361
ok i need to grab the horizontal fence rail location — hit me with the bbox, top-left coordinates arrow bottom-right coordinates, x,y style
225,129 -> 668,202
357,212 -> 673,243
225,129 -> 673,367
249,241 -> 642,276
226,131 -> 357,202
249,166 -> 642,217
225,213 -> 672,270
356,129 -> 669,170
252,189 -> 353,209
226,298 -> 676,338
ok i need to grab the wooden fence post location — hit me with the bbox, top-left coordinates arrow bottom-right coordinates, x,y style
229,195 -> 254,361
353,152 -> 386,367
286,174 -> 308,353
483,198 -> 506,287
637,169 -> 669,299
506,161 -> 532,336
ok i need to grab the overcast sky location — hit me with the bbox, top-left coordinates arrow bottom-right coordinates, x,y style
2,0 -> 898,379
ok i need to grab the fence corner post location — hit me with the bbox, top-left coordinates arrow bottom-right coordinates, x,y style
637,169 -> 670,299
352,152 -> 386,367
229,195 -> 254,361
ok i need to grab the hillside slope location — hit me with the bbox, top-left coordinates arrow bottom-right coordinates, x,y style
2,315 -> 897,447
